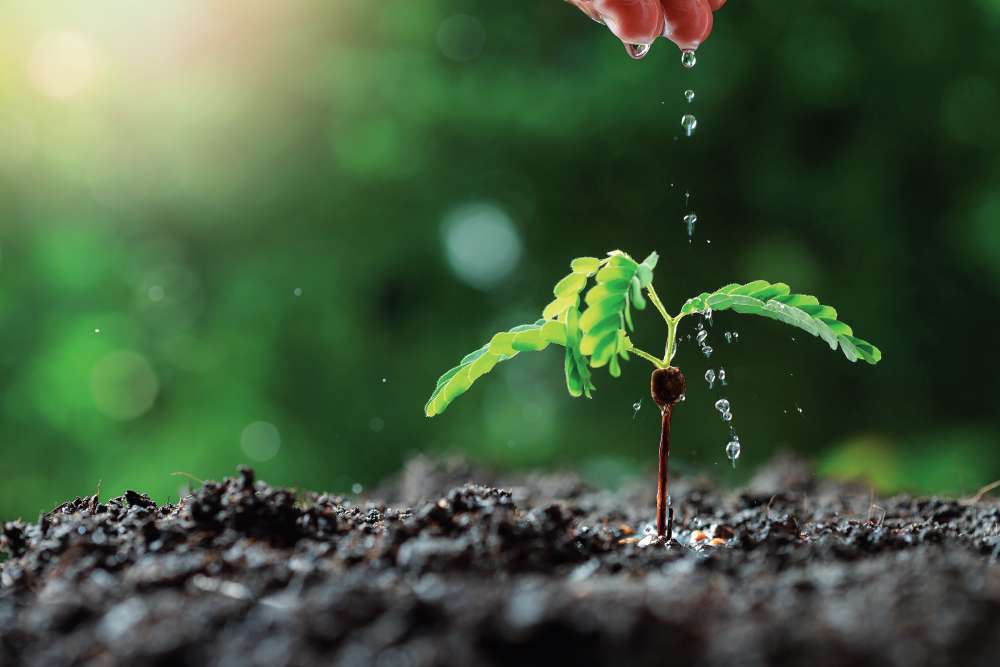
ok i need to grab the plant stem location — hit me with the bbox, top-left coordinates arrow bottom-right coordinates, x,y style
646,284 -> 685,365
646,284 -> 671,326
656,406 -> 673,539
627,343 -> 665,368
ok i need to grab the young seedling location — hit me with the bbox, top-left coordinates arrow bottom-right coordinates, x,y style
425,250 -> 881,544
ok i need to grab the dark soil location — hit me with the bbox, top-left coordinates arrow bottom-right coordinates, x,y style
3,455 -> 1000,667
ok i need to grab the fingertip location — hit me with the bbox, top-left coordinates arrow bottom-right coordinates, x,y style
661,0 -> 715,51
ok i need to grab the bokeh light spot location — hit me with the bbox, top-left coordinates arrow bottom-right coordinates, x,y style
442,202 -> 521,290
240,421 -> 282,462
89,351 -> 159,421
437,15 -> 486,63
27,31 -> 101,100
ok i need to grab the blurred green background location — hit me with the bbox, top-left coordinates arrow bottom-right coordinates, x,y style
2,0 -> 999,519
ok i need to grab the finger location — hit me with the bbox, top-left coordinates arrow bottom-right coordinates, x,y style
570,0 -> 666,56
660,0 -> 715,51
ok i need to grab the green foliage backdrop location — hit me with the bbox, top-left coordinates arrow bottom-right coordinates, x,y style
2,0 -> 999,518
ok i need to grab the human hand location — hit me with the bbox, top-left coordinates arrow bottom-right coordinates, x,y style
566,0 -> 728,59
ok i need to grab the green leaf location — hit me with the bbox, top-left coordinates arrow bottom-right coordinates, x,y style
553,273 -> 588,297
579,252 -> 641,370
425,319 -> 567,417
570,257 -> 602,274
636,251 -> 657,288
542,295 -> 578,320
680,281 -> 881,364
543,257 -> 606,321
563,305 -> 595,398
629,276 -> 646,310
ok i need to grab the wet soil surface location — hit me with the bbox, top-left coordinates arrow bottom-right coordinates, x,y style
3,455 -> 1000,667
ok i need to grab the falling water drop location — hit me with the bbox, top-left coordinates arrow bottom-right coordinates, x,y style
705,369 -> 716,389
684,89 -> 695,103
721,410 -> 733,422
681,114 -> 698,137
704,307 -> 713,325
625,43 -> 652,60
632,400 -> 642,419
702,345 -> 713,358
724,332 -> 732,344
726,439 -> 741,467
681,49 -> 697,68
719,368 -> 727,386
683,213 -> 698,239
714,399 -> 730,413
732,332 -> 740,342
696,330 -> 708,345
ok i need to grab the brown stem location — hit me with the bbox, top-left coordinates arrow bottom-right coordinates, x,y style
656,406 -> 672,539
650,367 -> 685,542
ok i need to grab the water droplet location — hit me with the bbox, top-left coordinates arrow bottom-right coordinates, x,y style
352,483 -> 363,494
678,393 -> 686,402
719,368 -> 727,386
732,332 -> 740,342
632,400 -> 642,419
724,332 -> 732,344
293,288 -> 303,297
726,440 -> 741,466
625,43 -> 651,60
702,346 -> 713,358
696,330 -> 708,345
93,328 -> 101,334
704,369 -> 716,389
721,410 -> 733,422
684,89 -> 695,103
704,307 -> 713,324
681,114 -> 698,137
683,213 -> 697,238
381,377 -> 388,383
796,404 -> 804,414
714,399 -> 730,413
681,49 -> 697,68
